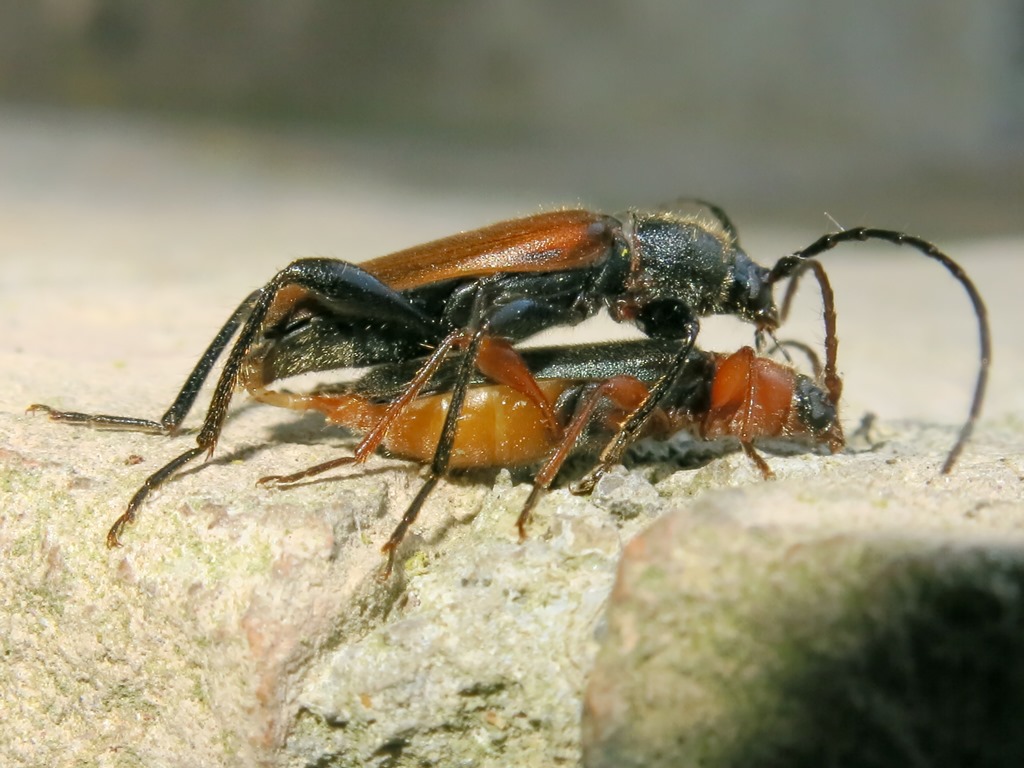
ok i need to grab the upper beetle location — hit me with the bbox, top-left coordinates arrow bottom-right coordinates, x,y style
248,202 -> 775,386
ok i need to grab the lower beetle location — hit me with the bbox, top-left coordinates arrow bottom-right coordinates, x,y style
255,336 -> 845,576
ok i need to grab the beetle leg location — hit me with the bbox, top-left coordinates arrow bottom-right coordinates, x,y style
379,326 -> 486,577
105,446 -> 206,547
474,337 -> 558,432
740,441 -> 774,479
97,258 -> 445,545
255,332 -> 560,488
26,404 -> 171,435
257,328 -> 474,487
516,375 -> 652,540
467,291 -> 602,429
247,390 -> 374,487
28,289 -> 261,434
257,454 -> 356,489
376,292 -> 581,571
572,319 -> 701,494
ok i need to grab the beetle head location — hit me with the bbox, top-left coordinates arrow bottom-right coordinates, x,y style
703,347 -> 843,452
792,374 -> 844,451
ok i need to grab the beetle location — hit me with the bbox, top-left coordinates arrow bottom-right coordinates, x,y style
244,258 -> 844,575
30,202 -> 990,547
257,336 -> 847,576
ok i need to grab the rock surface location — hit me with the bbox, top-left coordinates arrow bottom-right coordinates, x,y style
583,439 -> 1024,767
4,409 -> 1022,766
1,108 -> 1022,766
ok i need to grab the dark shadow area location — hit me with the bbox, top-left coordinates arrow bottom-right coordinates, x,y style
593,548 -> 1024,768
712,553 -> 1024,767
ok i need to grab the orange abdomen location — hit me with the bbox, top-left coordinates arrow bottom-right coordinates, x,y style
305,380 -> 569,469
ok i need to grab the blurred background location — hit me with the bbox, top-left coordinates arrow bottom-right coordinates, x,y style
1,1 -> 1021,422
0,0 -> 1021,231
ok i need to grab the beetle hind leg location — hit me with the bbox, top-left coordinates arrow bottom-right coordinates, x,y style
27,404 -> 170,434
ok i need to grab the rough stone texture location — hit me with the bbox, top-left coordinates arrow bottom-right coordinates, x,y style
0,412 -> 657,766
583,432 -> 1024,768
1,108 -> 1022,766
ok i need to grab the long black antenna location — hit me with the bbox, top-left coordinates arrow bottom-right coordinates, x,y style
769,228 -> 990,473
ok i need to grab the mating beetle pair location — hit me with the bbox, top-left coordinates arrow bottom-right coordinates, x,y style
31,200 -> 991,574
248,255 -> 846,575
